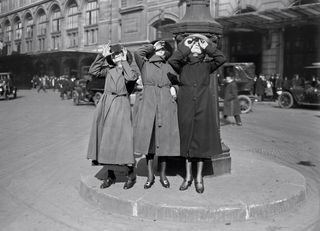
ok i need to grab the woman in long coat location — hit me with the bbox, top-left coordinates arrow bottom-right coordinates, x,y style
223,76 -> 242,126
87,43 -> 138,190
134,41 -> 180,189
168,34 -> 226,193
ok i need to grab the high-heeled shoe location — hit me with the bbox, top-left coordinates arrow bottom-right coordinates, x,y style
144,176 -> 155,189
195,180 -> 204,194
123,176 -> 136,190
179,178 -> 193,191
100,177 -> 116,189
159,177 -> 170,188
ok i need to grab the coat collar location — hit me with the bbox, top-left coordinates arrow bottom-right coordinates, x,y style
149,55 -> 165,63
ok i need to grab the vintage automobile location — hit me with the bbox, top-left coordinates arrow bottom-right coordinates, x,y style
72,76 -> 105,106
278,63 -> 320,108
217,63 -> 256,114
0,72 -> 17,100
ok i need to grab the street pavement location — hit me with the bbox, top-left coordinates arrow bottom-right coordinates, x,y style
0,90 -> 319,231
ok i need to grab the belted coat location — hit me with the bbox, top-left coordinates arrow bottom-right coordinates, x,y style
223,80 -> 241,116
133,44 -> 180,156
87,54 -> 138,165
168,43 -> 226,158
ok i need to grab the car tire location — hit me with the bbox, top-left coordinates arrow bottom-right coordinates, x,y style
93,92 -> 102,106
278,91 -> 294,108
72,91 -> 80,105
238,95 -> 252,114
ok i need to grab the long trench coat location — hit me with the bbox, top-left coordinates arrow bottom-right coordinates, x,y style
133,44 -> 180,156
223,81 -> 241,116
87,54 -> 138,165
168,43 -> 226,158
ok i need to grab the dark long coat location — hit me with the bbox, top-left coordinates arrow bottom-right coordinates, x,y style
87,54 -> 138,165
168,43 -> 226,158
133,44 -> 180,156
223,81 -> 241,116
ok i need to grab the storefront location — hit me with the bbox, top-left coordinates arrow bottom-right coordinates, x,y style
216,3 -> 320,79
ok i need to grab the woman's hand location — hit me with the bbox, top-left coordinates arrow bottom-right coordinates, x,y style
170,87 -> 177,100
121,47 -> 128,61
154,40 -> 165,51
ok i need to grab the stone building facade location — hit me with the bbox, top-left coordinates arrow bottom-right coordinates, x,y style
0,0 -> 319,84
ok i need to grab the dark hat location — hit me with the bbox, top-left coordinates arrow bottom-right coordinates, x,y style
106,44 -> 133,66
151,40 -> 173,60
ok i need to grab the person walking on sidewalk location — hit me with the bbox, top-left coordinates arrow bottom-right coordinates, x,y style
222,76 -> 242,126
37,75 -> 47,93
87,42 -> 138,190
133,40 -> 180,189
169,34 -> 226,193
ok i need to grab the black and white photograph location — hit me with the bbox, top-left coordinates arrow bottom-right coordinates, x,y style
0,0 -> 319,230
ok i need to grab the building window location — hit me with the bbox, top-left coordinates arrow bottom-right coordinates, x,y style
67,4 -> 78,29
26,19 -> 33,38
5,24 -> 12,42
68,31 -> 78,48
38,14 -> 47,36
15,21 -> 22,40
52,35 -> 60,50
38,37 -> 45,51
26,39 -> 32,52
15,41 -> 21,53
85,1 -> 98,25
52,10 -> 61,32
84,28 -> 98,45
121,0 -> 127,7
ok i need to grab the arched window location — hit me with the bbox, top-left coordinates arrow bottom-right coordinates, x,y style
5,21 -> 11,42
25,13 -> 33,52
85,0 -> 98,26
51,5 -> 61,32
151,18 -> 175,44
84,0 -> 98,46
25,14 -> 33,38
67,1 -> 78,29
14,18 -> 22,40
37,10 -> 47,36
37,9 -> 47,51
51,5 -> 62,50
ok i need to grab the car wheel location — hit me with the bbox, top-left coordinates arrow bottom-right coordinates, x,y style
93,92 -> 102,106
278,91 -> 294,108
238,95 -> 252,114
72,91 -> 80,105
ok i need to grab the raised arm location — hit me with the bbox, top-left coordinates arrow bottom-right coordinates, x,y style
205,45 -> 226,73
88,54 -> 109,77
122,61 -> 138,82
134,44 -> 155,71
168,42 -> 190,74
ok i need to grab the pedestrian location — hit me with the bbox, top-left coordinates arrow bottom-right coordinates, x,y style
87,42 -> 138,190
169,34 -> 226,193
291,74 -> 304,87
133,40 -> 180,189
37,76 -> 47,93
255,74 -> 266,101
222,76 -> 242,126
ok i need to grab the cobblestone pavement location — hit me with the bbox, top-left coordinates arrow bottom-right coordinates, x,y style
0,90 -> 319,231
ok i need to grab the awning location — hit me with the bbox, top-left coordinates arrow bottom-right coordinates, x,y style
216,3 -> 320,30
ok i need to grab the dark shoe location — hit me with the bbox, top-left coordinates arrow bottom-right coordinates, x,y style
144,176 -> 155,189
195,180 -> 204,194
179,179 -> 193,191
159,177 -> 170,188
123,177 -> 136,190
100,177 -> 115,189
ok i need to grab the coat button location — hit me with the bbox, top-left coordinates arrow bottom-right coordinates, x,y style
193,83 -> 197,87
193,97 -> 197,101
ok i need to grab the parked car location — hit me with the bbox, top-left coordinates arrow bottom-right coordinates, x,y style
0,72 -> 17,100
217,63 -> 256,114
278,64 -> 320,108
72,76 -> 105,106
